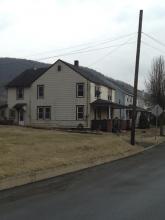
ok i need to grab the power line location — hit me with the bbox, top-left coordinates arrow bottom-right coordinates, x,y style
142,32 -> 165,48
89,36 -> 135,67
25,32 -> 136,59
142,41 -> 165,55
36,40 -> 136,62
0,33 -> 136,66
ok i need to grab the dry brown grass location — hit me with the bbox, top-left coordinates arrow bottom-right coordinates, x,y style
120,127 -> 165,148
0,125 -> 144,179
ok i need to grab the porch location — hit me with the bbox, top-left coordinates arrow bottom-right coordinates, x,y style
13,103 -> 27,126
91,99 -> 130,132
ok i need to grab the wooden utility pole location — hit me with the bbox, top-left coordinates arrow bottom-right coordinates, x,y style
131,10 -> 143,145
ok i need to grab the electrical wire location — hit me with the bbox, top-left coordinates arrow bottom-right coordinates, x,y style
89,36 -> 136,67
25,32 -> 136,58
35,40 -> 136,62
142,41 -> 165,56
142,32 -> 165,48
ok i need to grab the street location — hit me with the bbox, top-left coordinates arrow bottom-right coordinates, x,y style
0,143 -> 165,220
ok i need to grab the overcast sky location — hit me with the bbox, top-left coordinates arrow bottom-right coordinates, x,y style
0,0 -> 165,89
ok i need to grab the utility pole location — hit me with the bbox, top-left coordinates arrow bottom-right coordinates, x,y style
131,10 -> 143,145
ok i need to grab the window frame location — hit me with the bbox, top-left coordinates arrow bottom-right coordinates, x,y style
37,85 -> 44,99
76,105 -> 84,121
57,65 -> 61,71
76,83 -> 84,98
37,106 -> 51,120
45,107 -> 51,120
95,85 -> 101,98
16,87 -> 24,100
108,88 -> 112,101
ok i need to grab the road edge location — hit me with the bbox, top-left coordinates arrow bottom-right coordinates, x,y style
0,141 -> 164,192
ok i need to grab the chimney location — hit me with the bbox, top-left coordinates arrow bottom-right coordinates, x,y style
74,60 -> 79,67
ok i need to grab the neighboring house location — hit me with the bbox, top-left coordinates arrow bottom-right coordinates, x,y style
106,77 -> 148,126
4,59 -> 147,131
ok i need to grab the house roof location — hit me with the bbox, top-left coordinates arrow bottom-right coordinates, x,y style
6,59 -> 143,98
7,67 -> 49,87
60,60 -> 116,90
6,60 -> 116,89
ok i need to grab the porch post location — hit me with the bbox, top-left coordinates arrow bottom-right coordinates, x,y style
108,105 -> 111,119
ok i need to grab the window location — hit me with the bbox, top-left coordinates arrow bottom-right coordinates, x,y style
37,85 -> 44,99
108,89 -> 112,101
95,85 -> 101,98
76,83 -> 84,97
37,107 -> 51,120
76,105 -> 84,120
57,65 -> 61,71
38,107 -> 44,120
16,87 -> 24,99
45,107 -> 51,120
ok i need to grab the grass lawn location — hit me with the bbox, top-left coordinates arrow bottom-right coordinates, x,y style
121,127 -> 165,148
0,125 -> 145,179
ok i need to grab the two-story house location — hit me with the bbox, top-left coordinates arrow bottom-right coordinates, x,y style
6,59 -> 123,130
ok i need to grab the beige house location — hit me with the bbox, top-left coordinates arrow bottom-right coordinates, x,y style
6,59 -> 122,130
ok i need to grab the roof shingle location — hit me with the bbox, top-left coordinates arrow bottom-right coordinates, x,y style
7,67 -> 48,87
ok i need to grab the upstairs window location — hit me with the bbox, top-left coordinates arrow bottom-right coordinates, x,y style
76,105 -> 84,120
95,85 -> 101,98
76,83 -> 84,97
108,89 -> 112,101
37,85 -> 44,99
16,87 -> 24,99
57,65 -> 61,71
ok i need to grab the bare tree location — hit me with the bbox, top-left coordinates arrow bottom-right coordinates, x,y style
146,56 -> 165,135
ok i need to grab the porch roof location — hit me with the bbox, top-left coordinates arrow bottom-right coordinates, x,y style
91,99 -> 128,109
127,105 -> 148,112
13,103 -> 27,110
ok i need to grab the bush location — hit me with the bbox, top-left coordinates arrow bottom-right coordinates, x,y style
77,123 -> 84,130
138,112 -> 150,129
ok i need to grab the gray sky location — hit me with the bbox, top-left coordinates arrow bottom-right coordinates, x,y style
1,0 -> 165,89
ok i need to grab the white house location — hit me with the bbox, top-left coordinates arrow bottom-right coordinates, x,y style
6,59 -> 119,130
4,59 -> 147,131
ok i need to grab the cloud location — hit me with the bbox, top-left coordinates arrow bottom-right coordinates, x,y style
0,0 -> 165,89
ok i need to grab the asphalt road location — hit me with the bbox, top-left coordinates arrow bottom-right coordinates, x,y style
0,143 -> 165,220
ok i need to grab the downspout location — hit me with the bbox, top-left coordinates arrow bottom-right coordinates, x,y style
86,80 -> 90,128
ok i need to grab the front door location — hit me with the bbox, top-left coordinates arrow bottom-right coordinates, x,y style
18,110 -> 25,126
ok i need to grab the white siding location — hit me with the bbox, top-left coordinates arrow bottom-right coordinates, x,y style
90,82 -> 115,103
30,60 -> 90,128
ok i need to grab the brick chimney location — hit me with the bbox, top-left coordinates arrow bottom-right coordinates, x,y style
74,60 -> 79,67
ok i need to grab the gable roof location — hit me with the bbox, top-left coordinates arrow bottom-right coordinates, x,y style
7,67 -> 49,87
6,59 -> 116,90
60,60 -> 116,90
6,59 -> 143,98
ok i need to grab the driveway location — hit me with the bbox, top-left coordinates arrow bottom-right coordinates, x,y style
0,143 -> 165,220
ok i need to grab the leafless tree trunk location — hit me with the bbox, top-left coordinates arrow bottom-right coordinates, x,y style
146,56 -> 165,136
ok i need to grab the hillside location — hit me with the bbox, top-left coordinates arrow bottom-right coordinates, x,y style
0,58 -> 50,103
